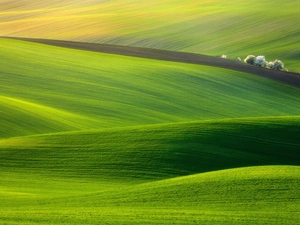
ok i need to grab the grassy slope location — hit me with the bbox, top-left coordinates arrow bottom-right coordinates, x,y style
1,117 -> 300,181
1,39 -> 300,224
1,0 -> 299,71
1,117 -> 300,224
1,38 -> 300,138
1,166 -> 299,224
0,96 -> 99,137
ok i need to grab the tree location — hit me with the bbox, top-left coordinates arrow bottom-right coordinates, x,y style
272,60 -> 284,70
244,55 -> 256,65
254,55 -> 267,67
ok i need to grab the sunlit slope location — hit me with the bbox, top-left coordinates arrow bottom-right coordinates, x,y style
1,39 -> 300,138
1,166 -> 299,224
0,96 -> 101,138
1,117 -> 299,182
1,0 -> 299,70
106,165 -> 300,207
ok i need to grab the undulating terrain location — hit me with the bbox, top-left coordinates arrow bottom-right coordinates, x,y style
1,0 -> 299,71
0,37 -> 300,224
0,0 -> 300,224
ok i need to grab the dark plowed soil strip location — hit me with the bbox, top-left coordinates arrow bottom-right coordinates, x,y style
3,37 -> 300,88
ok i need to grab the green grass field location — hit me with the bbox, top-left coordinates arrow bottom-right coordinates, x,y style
1,118 -> 300,224
1,38 -> 300,138
1,0 -> 299,71
1,166 -> 299,224
0,38 -> 300,224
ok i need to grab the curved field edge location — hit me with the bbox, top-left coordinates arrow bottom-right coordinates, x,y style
1,116 -> 299,182
4,37 -> 300,88
1,38 -> 300,138
1,166 -> 299,225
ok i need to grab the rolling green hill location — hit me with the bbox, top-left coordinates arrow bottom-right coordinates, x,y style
1,38 -> 300,138
1,117 -> 300,181
1,116 -> 300,224
0,38 -> 299,224
1,165 -> 299,224
1,0 -> 299,71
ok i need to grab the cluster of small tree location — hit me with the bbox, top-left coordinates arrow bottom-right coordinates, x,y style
244,55 -> 286,71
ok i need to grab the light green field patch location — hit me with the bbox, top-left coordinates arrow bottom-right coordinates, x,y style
0,95 -> 101,138
0,188 -> 37,198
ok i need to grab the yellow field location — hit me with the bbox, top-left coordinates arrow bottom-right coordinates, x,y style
1,0 -> 299,71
